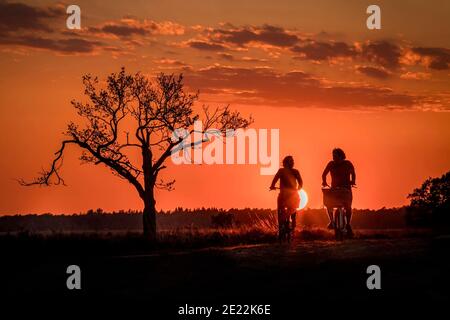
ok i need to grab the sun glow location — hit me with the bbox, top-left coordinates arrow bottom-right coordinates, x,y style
299,189 -> 308,210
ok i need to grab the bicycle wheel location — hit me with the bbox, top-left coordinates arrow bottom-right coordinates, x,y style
278,208 -> 289,242
334,208 -> 344,241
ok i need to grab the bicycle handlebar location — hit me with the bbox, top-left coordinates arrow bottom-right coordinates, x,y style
269,186 -> 303,191
321,185 -> 357,189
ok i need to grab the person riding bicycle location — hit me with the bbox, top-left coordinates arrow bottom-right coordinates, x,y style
270,156 -> 303,238
322,148 -> 356,236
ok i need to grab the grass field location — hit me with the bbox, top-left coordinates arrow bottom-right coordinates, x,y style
1,210 -> 447,315
1,227 -> 448,315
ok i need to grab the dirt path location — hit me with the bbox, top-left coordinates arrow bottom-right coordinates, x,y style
2,237 -> 449,309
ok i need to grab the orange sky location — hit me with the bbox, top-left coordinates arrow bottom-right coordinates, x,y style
1,0 -> 450,214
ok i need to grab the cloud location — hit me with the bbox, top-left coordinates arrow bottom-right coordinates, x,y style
88,19 -> 185,38
400,71 -> 431,80
197,25 -> 440,76
357,66 -> 390,79
411,47 -> 450,70
214,25 -> 299,48
292,41 -> 355,61
361,41 -> 401,69
94,24 -> 147,37
0,1 -> 101,54
217,52 -> 234,61
187,40 -> 227,51
1,7 -> 448,93
0,4 -> 184,55
216,53 -> 270,63
0,1 -> 63,33
194,24 -> 300,49
184,65 -> 423,109
241,56 -> 268,63
0,34 -> 102,54
153,58 -> 186,66
194,26 -> 415,73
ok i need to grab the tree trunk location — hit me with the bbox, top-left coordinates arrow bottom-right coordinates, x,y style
143,196 -> 157,240
141,143 -> 157,240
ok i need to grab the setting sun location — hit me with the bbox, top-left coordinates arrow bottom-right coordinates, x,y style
299,189 -> 308,210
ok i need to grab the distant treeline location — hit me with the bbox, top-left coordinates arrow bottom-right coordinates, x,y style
0,207 -> 408,233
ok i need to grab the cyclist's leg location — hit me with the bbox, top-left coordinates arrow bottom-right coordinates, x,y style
344,205 -> 354,236
290,211 -> 297,231
345,189 -> 353,228
327,208 -> 333,222
327,208 -> 335,229
286,218 -> 291,242
277,195 -> 284,240
277,207 -> 283,240
345,206 -> 352,225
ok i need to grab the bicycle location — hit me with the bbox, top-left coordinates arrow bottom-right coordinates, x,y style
270,187 -> 298,242
322,186 -> 355,241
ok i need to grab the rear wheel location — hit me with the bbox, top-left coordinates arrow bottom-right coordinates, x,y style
279,207 -> 296,242
278,208 -> 288,242
334,208 -> 345,241
335,228 -> 343,241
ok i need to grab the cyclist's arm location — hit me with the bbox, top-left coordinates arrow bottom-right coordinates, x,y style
322,162 -> 332,186
349,162 -> 356,185
270,169 -> 281,189
295,170 -> 303,189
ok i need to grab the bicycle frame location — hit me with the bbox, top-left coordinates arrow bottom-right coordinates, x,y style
270,187 -> 297,242
322,186 -> 354,241
334,207 -> 347,241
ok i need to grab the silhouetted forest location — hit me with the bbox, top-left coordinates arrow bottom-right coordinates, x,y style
0,207 -> 408,233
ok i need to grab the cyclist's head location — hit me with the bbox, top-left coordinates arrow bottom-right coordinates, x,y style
332,148 -> 346,162
282,156 -> 294,169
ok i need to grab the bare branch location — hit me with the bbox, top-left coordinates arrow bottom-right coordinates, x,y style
19,140 -> 77,186
22,68 -> 252,204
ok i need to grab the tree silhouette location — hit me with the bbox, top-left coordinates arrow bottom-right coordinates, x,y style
407,171 -> 450,227
20,68 -> 252,239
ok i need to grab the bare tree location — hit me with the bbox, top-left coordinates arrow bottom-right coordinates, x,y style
20,68 -> 252,239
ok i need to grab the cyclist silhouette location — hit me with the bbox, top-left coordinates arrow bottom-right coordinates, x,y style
270,156 -> 303,241
322,148 -> 356,236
